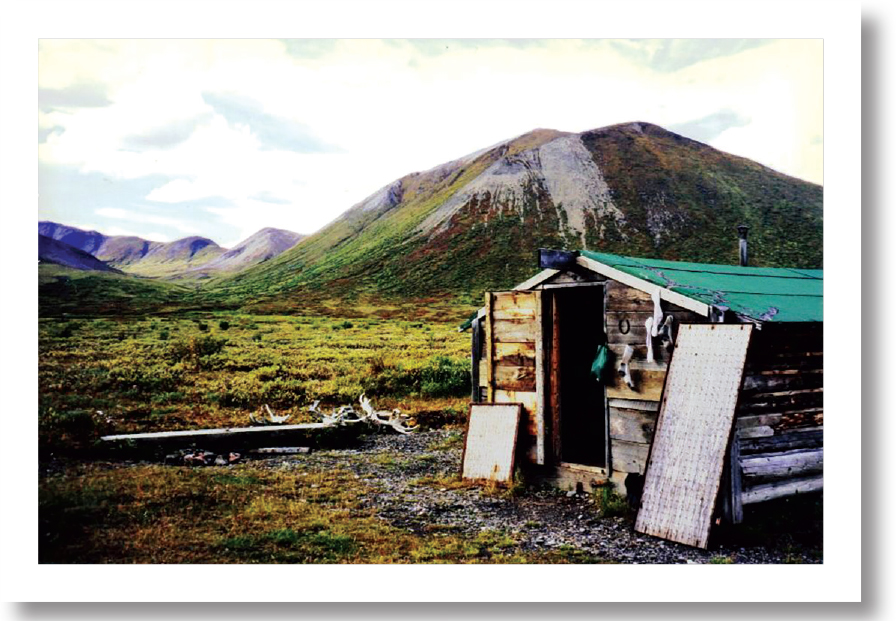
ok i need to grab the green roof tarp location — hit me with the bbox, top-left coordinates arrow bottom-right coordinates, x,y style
580,250 -> 822,323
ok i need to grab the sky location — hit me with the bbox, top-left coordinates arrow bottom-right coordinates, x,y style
38,39 -> 823,248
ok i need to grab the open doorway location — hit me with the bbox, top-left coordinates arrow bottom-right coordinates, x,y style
551,285 -> 607,467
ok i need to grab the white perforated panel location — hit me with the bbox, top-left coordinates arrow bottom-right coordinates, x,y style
635,324 -> 753,549
462,404 -> 522,483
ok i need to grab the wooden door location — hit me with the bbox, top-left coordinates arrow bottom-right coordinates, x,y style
484,290 -> 546,465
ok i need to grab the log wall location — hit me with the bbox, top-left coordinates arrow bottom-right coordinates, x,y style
733,323 -> 824,508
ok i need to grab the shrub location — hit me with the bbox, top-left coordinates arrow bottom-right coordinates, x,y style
218,320 -> 230,331
420,356 -> 470,398
197,322 -> 209,332
165,335 -> 228,370
361,355 -> 469,399
159,329 -> 170,341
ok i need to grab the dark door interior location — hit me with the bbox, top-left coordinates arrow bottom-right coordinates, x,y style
555,286 -> 607,467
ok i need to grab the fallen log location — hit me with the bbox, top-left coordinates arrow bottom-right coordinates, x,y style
100,421 -> 361,455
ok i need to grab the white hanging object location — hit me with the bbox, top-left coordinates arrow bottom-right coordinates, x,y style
618,344 -> 635,389
645,317 -> 655,363
651,289 -> 664,337
659,314 -> 675,352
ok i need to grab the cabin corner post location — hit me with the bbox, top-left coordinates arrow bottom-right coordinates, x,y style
470,317 -> 482,403
550,293 -> 562,463
534,290 -> 546,465
485,292 -> 495,402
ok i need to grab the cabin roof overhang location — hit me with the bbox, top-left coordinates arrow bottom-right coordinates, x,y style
460,250 -> 823,330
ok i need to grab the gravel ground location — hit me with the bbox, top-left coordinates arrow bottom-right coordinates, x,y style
249,429 -> 822,564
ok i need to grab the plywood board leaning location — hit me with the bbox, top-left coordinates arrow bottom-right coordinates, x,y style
635,324 -> 753,549
462,404 -> 522,484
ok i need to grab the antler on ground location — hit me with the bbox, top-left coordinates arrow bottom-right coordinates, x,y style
307,395 -> 417,434
248,404 -> 292,426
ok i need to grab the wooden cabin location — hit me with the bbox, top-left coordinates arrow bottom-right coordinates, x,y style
465,249 -> 822,525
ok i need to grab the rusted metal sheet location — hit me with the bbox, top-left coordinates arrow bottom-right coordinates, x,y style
462,404 -> 522,484
635,324 -> 753,549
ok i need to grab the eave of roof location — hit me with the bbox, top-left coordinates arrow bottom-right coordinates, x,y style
579,250 -> 822,323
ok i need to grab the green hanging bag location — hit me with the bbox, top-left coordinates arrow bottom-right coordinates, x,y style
590,343 -> 610,383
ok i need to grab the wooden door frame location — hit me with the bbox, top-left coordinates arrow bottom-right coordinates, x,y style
545,284 -> 610,473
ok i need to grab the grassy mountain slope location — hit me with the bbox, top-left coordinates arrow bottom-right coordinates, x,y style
206,122 -> 822,309
38,264 -> 190,317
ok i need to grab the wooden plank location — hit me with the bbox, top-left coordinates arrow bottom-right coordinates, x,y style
491,306 -> 537,321
741,371 -> 824,394
513,268 -> 560,291
478,359 -> 488,387
538,464 -> 610,491
492,292 -> 538,312
494,342 -> 536,366
606,281 -> 654,312
610,439 -> 650,474
609,407 -> 657,444
635,324 -> 753,549
605,366 -> 667,401
492,319 -> 537,343
741,448 -> 824,479
485,292 -> 494,402
493,389 -> 538,416
462,404 -> 521,483
738,428 -> 824,455
741,475 -> 824,505
493,365 -> 536,392
738,426 -> 774,439
577,255 -> 711,317
737,390 -> 824,415
607,398 -> 660,412
102,422 -> 334,444
535,290 -> 546,465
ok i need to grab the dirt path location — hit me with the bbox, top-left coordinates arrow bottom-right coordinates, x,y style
252,430 -> 822,564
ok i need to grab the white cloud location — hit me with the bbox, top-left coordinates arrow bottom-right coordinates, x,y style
95,207 -> 201,235
39,39 -> 823,242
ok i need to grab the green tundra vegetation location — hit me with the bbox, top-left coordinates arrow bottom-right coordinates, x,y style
39,310 -> 472,452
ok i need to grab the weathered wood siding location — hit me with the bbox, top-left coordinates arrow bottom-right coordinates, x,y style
733,323 -> 823,505
484,291 -> 543,464
603,281 -> 706,475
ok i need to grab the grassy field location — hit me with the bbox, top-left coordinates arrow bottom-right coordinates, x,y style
39,311 -> 474,454
38,458 -> 605,564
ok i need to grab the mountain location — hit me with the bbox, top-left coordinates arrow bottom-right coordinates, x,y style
208,122 -> 823,306
37,222 -> 225,278
123,236 -> 225,278
38,234 -> 122,273
39,221 -> 109,256
39,221 -> 162,265
184,228 -> 304,278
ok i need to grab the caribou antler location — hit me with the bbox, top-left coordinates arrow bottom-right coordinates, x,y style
358,393 -> 418,434
249,404 -> 292,426
306,395 -> 417,433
